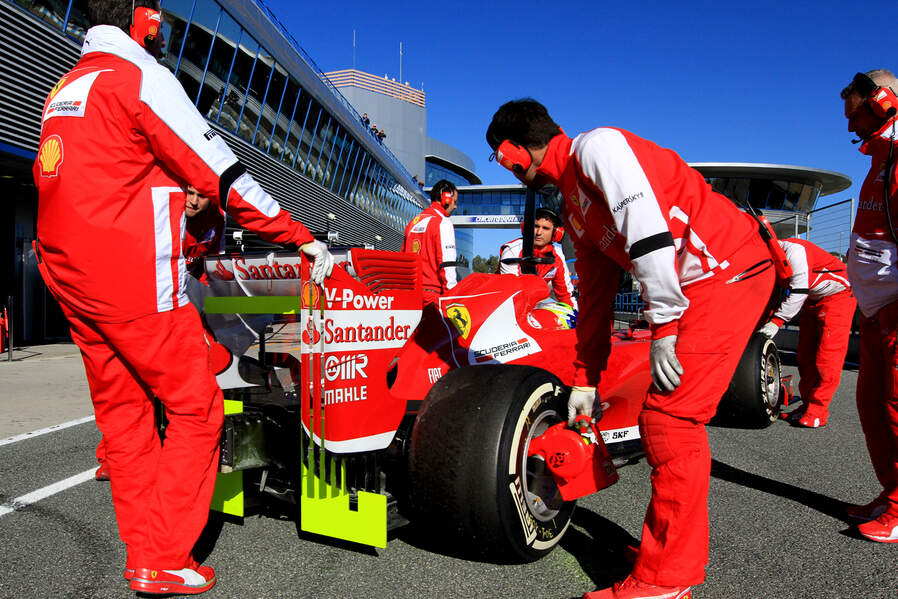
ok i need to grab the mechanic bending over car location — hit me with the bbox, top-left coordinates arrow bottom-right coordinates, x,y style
32,1 -> 334,594
402,179 -> 459,306
498,207 -> 578,309
756,238 -> 855,429
93,185 -> 226,481
841,69 -> 898,543
487,99 -> 777,599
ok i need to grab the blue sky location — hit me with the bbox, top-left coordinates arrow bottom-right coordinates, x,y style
264,0 -> 892,256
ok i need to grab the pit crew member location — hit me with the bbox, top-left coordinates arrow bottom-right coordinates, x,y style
487,99 -> 775,599
402,179 -> 458,305
841,69 -> 898,543
32,1 -> 333,594
499,207 -> 577,308
757,238 -> 855,428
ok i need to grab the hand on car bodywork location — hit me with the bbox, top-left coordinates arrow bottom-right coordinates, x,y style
568,386 -> 601,426
300,240 -> 335,285
650,335 -> 683,393
757,321 -> 779,339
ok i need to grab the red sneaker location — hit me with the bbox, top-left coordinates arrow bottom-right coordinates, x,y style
794,412 -> 826,428
583,575 -> 692,599
857,506 -> 898,543
129,566 -> 216,595
94,462 -> 110,481
123,568 -> 134,580
846,491 -> 890,522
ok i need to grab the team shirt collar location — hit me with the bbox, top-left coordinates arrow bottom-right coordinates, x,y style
535,133 -> 573,184
859,116 -> 898,157
81,25 -> 157,67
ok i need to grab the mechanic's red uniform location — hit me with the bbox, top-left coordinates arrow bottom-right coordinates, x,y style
33,26 -> 315,571
770,238 -> 855,423
847,116 -> 898,509
536,129 -> 775,586
498,237 -> 577,308
402,202 -> 457,305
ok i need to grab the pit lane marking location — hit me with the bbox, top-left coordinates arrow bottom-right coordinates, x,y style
0,468 -> 95,518
0,415 -> 96,447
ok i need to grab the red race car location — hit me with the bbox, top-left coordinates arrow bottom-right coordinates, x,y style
196,247 -> 786,562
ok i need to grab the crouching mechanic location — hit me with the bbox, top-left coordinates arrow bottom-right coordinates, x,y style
32,1 -> 333,594
499,207 -> 577,308
402,179 -> 458,305
841,69 -> 898,542
487,99 -> 775,599
757,238 -> 855,428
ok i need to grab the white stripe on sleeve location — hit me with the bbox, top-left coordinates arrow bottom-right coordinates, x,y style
152,187 -> 182,312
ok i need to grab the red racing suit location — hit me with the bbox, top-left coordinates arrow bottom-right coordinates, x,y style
32,26 -> 315,571
847,116 -> 898,507
770,238 -> 855,422
401,202 -> 457,304
536,129 -> 774,586
498,238 -> 577,307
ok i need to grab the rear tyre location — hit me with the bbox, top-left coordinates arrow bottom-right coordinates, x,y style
408,365 -> 575,562
715,333 -> 783,428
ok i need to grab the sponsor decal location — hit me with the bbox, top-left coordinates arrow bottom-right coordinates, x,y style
580,190 -> 593,214
568,212 -> 585,237
526,313 -> 542,329
324,315 -> 411,344
569,192 -> 580,207
427,367 -> 442,383
301,317 -> 321,345
471,215 -> 520,224
323,385 -> 368,406
598,224 -> 617,251
301,282 -> 321,309
203,129 -> 218,140
234,256 -> 300,281
324,354 -> 368,382
323,287 -> 396,310
509,477 -> 537,544
445,303 -> 471,339
411,239 -> 421,253
37,135 -> 63,178
473,338 -> 533,363
599,425 -> 640,443
410,218 -> 429,234
48,76 -> 67,100
42,70 -> 109,122
858,198 -> 883,212
611,191 -> 644,213
212,260 -> 234,281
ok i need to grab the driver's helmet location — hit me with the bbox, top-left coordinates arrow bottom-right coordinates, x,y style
528,300 -> 577,330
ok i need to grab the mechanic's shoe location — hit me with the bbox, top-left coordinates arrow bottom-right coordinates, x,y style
583,575 -> 692,599
123,568 -> 134,580
793,412 -> 826,428
846,491 -> 890,522
857,506 -> 898,543
94,462 -> 110,481
623,543 -> 640,566
129,566 -> 216,594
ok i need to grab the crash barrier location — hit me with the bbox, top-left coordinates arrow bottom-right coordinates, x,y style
614,291 -> 644,317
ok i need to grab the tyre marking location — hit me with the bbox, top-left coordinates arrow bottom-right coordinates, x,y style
509,478 -> 537,545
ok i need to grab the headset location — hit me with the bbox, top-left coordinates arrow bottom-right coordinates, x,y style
524,208 -> 565,243
495,139 -> 533,174
852,72 -> 898,119
130,4 -> 161,48
431,180 -> 457,209
440,190 -> 454,209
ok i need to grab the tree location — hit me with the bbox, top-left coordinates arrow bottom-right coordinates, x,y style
472,254 -> 499,274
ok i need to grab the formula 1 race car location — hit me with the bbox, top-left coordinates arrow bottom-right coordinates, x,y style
194,247 -> 786,562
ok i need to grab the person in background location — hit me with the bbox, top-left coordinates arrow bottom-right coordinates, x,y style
499,207 -> 577,308
840,69 -> 898,542
757,238 -> 855,428
487,98 -> 775,599
402,179 -> 458,306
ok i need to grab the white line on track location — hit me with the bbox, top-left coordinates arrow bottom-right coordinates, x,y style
0,468 -> 95,517
0,415 -> 96,447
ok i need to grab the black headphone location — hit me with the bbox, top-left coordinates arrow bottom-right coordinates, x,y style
852,72 -> 898,119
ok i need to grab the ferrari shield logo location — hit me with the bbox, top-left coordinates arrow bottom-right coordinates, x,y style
445,303 -> 471,339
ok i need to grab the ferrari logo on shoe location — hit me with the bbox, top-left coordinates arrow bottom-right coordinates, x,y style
445,304 -> 471,339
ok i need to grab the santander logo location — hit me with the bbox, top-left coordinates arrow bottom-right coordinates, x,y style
213,260 -> 235,281
233,256 -> 301,281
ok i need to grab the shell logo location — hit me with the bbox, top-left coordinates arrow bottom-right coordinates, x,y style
301,282 -> 321,308
48,76 -> 67,100
38,135 -> 64,178
411,239 -> 421,254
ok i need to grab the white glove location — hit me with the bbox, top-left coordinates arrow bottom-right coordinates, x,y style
650,335 -> 683,393
758,322 -> 779,339
300,240 -> 335,285
567,386 -> 602,426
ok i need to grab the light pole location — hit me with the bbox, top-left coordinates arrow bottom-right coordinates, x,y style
326,213 -> 338,246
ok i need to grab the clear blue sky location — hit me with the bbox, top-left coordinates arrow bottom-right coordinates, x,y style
265,0 -> 892,256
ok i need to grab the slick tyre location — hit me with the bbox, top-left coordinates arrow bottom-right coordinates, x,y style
408,365 -> 574,562
715,333 -> 783,428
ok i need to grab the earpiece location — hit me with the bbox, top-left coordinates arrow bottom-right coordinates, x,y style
524,209 -> 565,243
853,72 -> 898,119
441,190 -> 454,208
130,6 -> 161,48
496,139 -> 533,174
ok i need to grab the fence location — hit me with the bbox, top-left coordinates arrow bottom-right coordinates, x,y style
770,198 -> 855,258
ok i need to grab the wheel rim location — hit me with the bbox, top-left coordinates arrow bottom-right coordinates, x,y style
762,346 -> 781,410
520,408 -> 565,523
